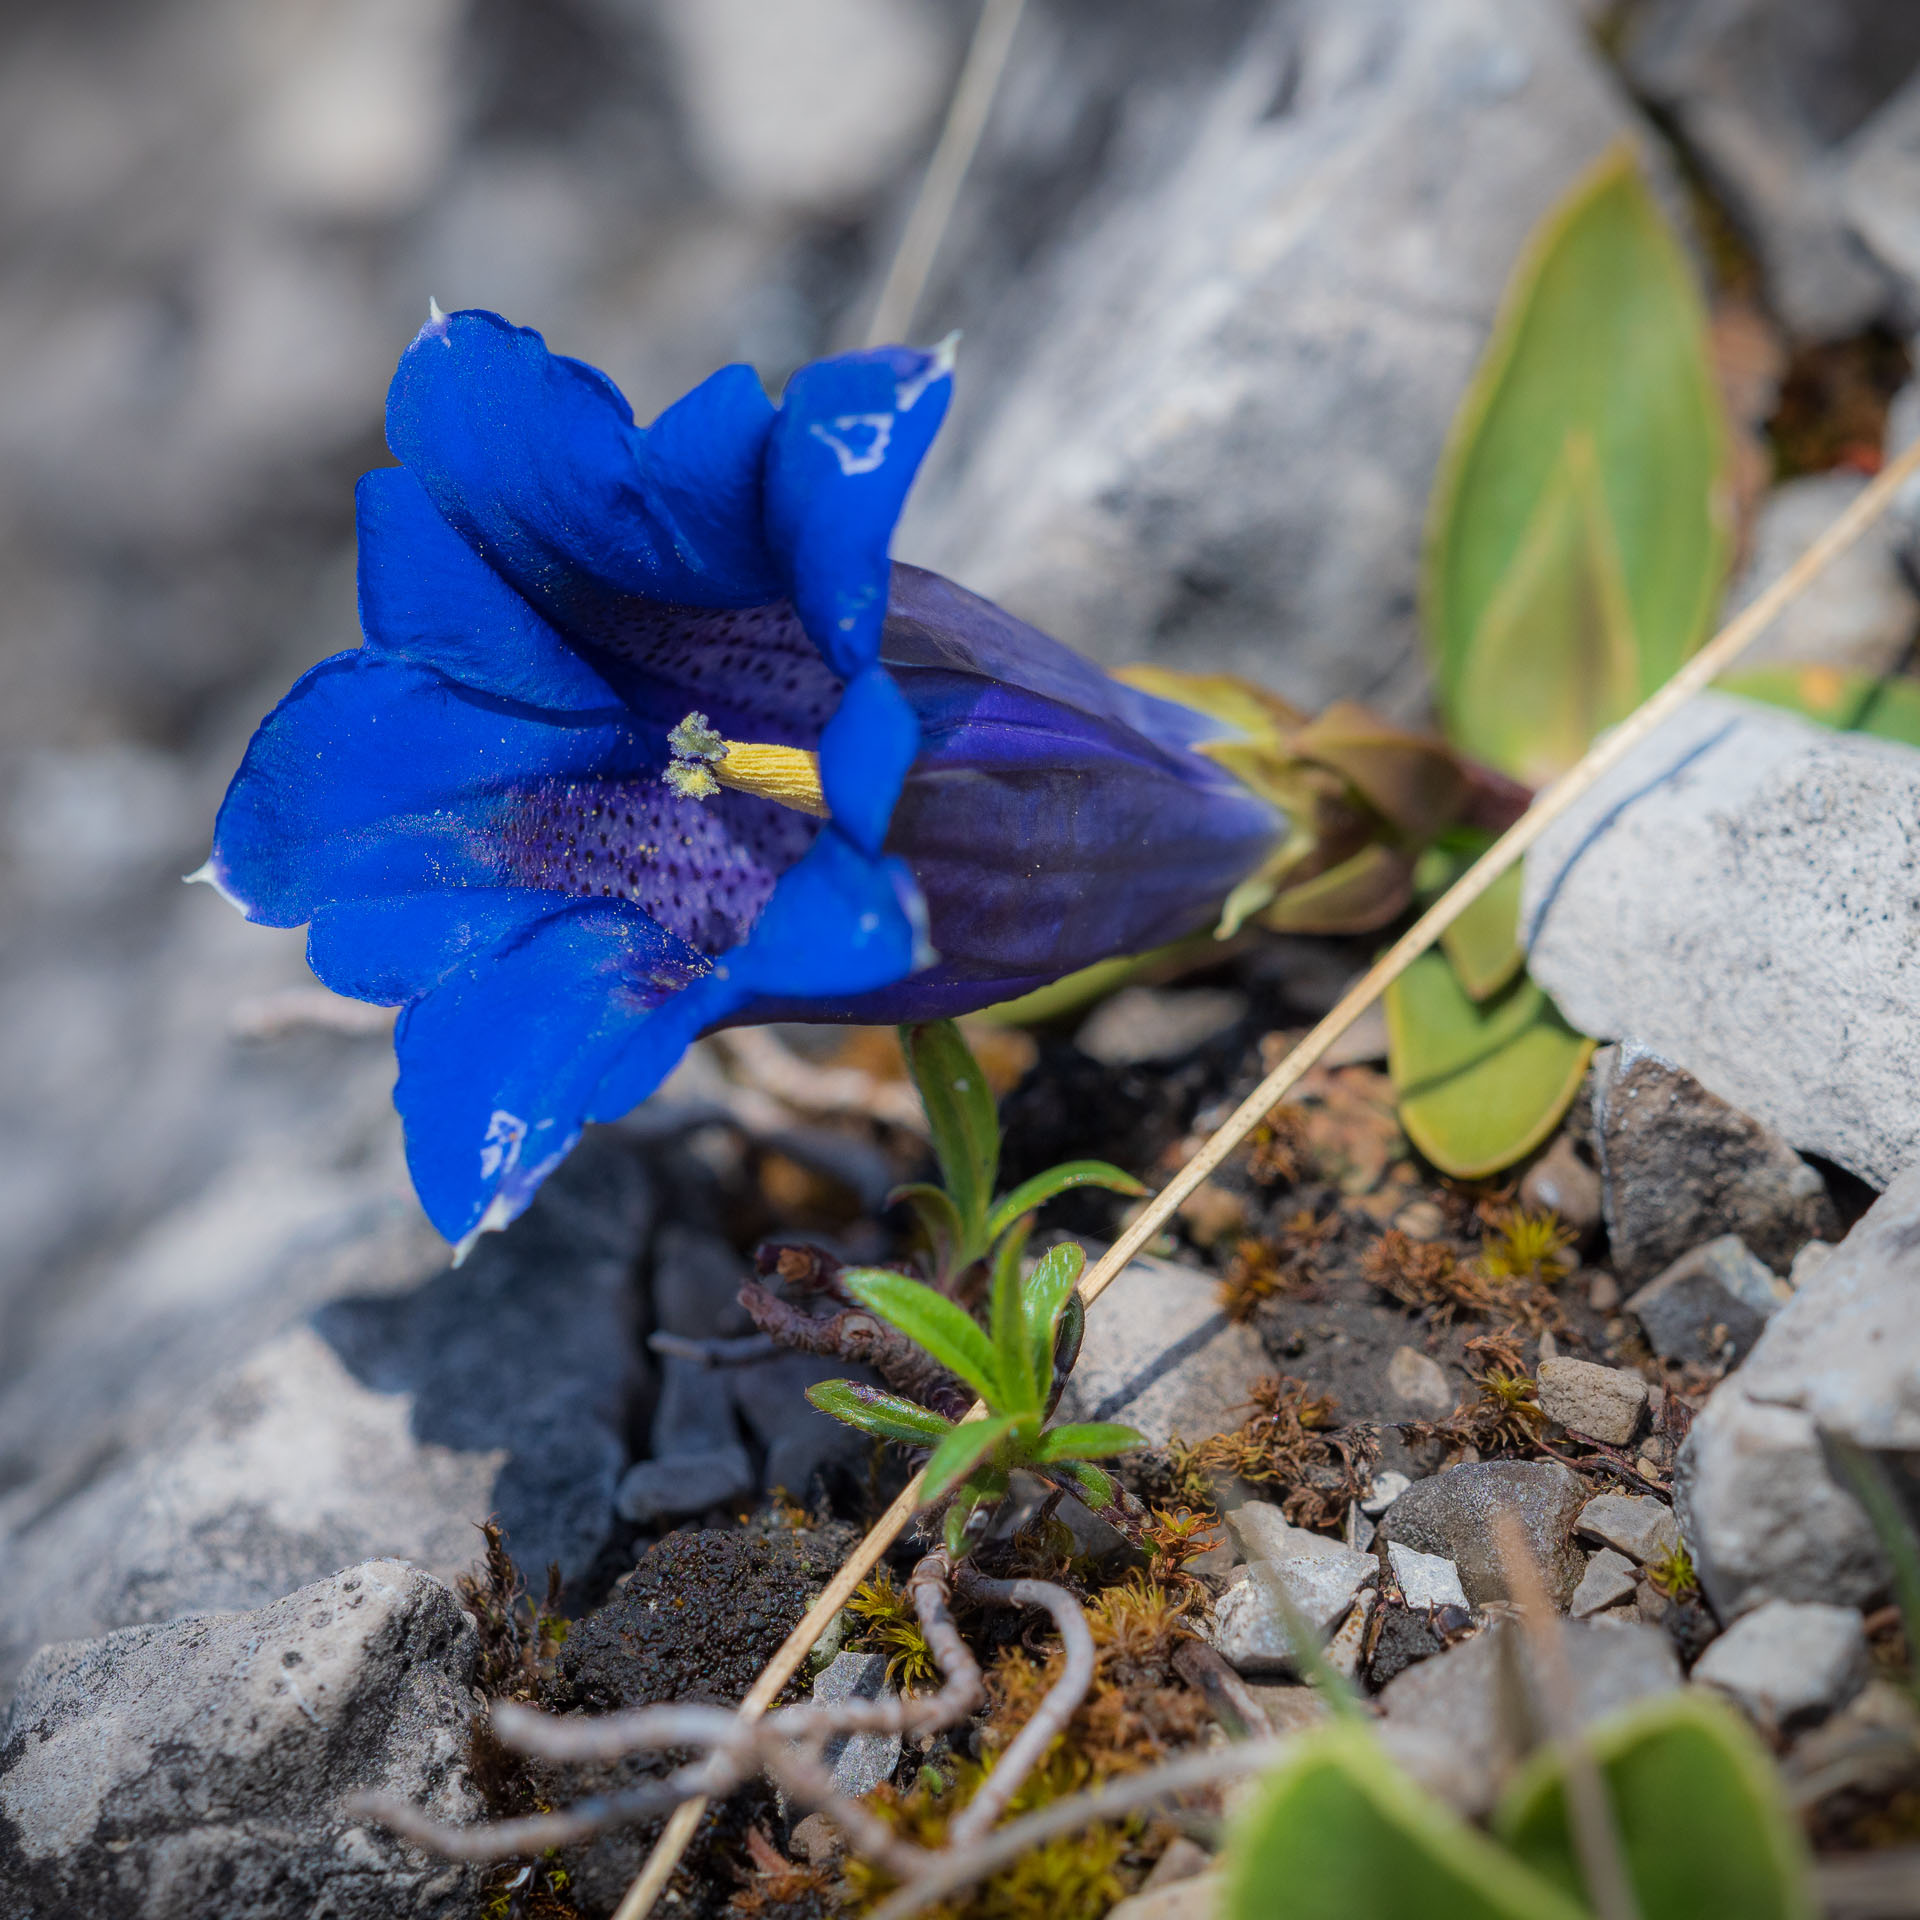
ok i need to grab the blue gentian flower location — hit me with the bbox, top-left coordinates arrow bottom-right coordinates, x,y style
199,310 -> 1369,1250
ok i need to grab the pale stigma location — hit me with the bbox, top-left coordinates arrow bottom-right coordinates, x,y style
666,710 -> 829,818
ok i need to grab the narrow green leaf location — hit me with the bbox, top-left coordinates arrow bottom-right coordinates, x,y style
922,1412 -> 1025,1503
1033,1421 -> 1144,1464
989,1231 -> 1037,1416
1424,141 -> 1729,782
1021,1241 -> 1086,1395
984,1160 -> 1148,1246
901,1021 -> 1000,1250
1386,949 -> 1594,1179
806,1379 -> 956,1446
889,1181 -> 965,1273
1494,1691 -> 1817,1920
1045,1459 -> 1114,1510
1440,863 -> 1527,1002
988,1212 -> 1034,1323
842,1267 -> 1004,1407
1222,1723 -> 1592,1920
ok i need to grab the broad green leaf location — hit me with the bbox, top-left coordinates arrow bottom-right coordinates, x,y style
1494,1692 -> 1817,1920
1440,864 -> 1527,1002
1386,949 -> 1595,1179
842,1268 -> 1004,1407
1720,665 -> 1920,747
1222,1722 -> 1591,1920
901,1021 -> 999,1248
1033,1421 -> 1144,1464
806,1379 -> 955,1446
1021,1241 -> 1086,1394
922,1412 -> 1026,1502
984,1161 -> 1147,1246
1425,141 -> 1729,783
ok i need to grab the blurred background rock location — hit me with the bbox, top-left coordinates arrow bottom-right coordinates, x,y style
5,0 -> 1920,1705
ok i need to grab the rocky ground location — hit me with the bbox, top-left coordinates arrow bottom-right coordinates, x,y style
11,0 -> 1920,1917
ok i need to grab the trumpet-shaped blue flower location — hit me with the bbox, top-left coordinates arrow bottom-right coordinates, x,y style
204,310 -> 1291,1248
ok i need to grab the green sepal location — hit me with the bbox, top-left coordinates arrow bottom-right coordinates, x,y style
841,1267 -> 1004,1407
901,1021 -> 999,1250
1221,1722 -> 1591,1920
805,1379 -> 956,1446
1021,1241 -> 1086,1395
922,1413 -> 1029,1503
983,1161 -> 1147,1247
1386,949 -> 1594,1179
1033,1421 -> 1144,1464
1493,1691 -> 1818,1920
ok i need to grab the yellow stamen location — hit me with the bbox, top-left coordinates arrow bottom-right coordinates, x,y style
666,710 -> 830,818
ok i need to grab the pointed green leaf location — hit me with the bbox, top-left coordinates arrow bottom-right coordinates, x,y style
806,1379 -> 956,1446
1720,665 -> 1920,747
1033,1421 -> 1144,1464
841,1267 -> 1004,1407
889,1181 -> 966,1273
922,1412 -> 1027,1503
983,1161 -> 1147,1248
988,1212 -> 1034,1322
901,1021 -> 1000,1251
989,1221 -> 1039,1414
1494,1691 -> 1817,1920
1021,1241 -> 1085,1394
1440,862 -> 1527,1002
1222,1722 -> 1592,1920
943,1475 -> 1006,1557
1386,949 -> 1594,1179
1045,1459 -> 1114,1510
1425,141 -> 1729,783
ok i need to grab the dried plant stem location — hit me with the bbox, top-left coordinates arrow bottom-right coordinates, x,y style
616,425 -> 1920,1918
947,1572 -> 1097,1846
864,0 -> 1028,347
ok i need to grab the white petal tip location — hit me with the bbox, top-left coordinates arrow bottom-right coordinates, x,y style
428,295 -> 446,322
183,858 -> 246,912
451,1192 -> 517,1266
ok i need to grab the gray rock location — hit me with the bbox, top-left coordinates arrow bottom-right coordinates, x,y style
1212,1517 -> 1378,1676
1323,1588 -> 1377,1680
1362,1470 -> 1414,1516
0,1561 -> 482,1917
1378,1617 -> 1682,1815
1054,1251 -> 1272,1446
1677,1160 -> 1920,1617
1729,473 -> 1920,678
1692,1599 -> 1870,1732
1590,1048 -> 1837,1285
615,1445 -> 757,1526
1626,1235 -> 1785,1369
1376,1460 -> 1589,1606
1385,1540 -> 1469,1612
1578,1494 -> 1683,1568
1074,986 -> 1248,1068
1105,1873 -> 1225,1920
1570,1549 -> 1640,1619
1,1138 -> 648,1698
1524,694 -> 1920,1189
809,1650 -> 903,1799
1536,1358 -> 1649,1447
1622,0 -> 1920,336
1386,1345 -> 1455,1417
904,0 -> 1643,717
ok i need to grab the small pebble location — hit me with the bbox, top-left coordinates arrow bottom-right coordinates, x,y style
1386,1344 -> 1454,1416
1393,1200 -> 1447,1241
1521,1135 -> 1603,1238
1569,1548 -> 1639,1619
1692,1599 -> 1869,1732
1576,1493 -> 1680,1566
1386,1540 -> 1470,1612
1589,1272 -> 1621,1312
790,1813 -> 844,1867
1362,1470 -> 1413,1515
1141,1837 -> 1213,1891
1537,1331 -> 1559,1360
1325,1588 -> 1376,1678
1536,1357 -> 1649,1447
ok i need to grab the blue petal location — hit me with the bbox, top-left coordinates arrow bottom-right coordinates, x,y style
307,888 -> 565,1004
386,309 -> 781,623
763,345 -> 952,678
356,467 -> 618,711
820,665 -> 918,857
589,829 -> 925,1122
210,652 -> 659,926
396,899 -> 709,1243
